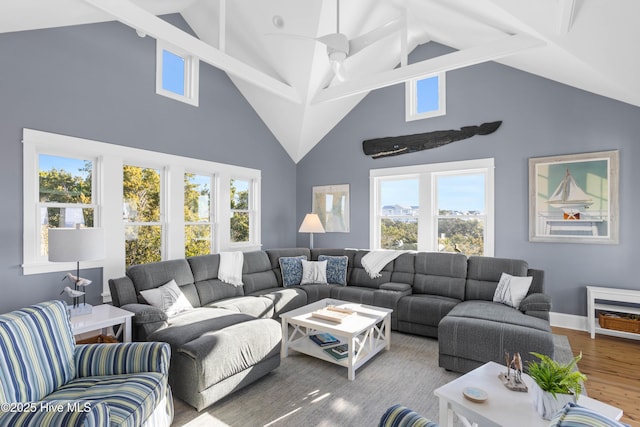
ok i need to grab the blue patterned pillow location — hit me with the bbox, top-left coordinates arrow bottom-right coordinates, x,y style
318,255 -> 349,286
279,256 -> 307,287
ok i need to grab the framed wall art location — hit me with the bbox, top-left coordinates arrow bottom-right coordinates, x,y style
529,150 -> 619,244
312,184 -> 350,232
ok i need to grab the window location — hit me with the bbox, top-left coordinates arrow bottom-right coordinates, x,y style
371,159 -> 494,255
23,129 -> 261,288
230,178 -> 251,243
123,164 -> 163,269
38,154 -> 96,259
156,41 -> 199,106
405,72 -> 446,121
184,173 -> 214,256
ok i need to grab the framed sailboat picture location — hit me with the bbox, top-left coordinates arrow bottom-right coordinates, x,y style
529,150 -> 619,244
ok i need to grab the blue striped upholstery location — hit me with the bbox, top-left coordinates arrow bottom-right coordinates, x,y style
379,404 -> 438,427
549,403 -> 629,427
74,342 -> 170,377
0,400 -> 109,426
0,300 -> 75,403
46,373 -> 165,427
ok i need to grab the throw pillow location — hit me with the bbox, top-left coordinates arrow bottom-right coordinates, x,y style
279,256 -> 307,287
300,260 -> 328,285
318,255 -> 348,286
493,272 -> 533,309
140,279 -> 194,317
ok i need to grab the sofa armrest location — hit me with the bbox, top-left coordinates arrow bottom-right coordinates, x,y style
74,341 -> 171,377
109,276 -> 138,307
379,404 -> 436,427
520,293 -> 552,320
122,303 -> 168,324
0,400 -> 109,426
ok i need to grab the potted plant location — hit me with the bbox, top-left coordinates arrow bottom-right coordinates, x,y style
527,352 -> 587,420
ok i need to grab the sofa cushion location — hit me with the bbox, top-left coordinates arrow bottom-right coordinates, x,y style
397,294 -> 460,327
140,279 -> 194,317
0,300 -> 76,403
349,251 -> 393,289
128,259 -> 201,308
209,296 -> 275,319
301,260 -> 328,284
46,372 -> 165,427
493,273 -> 533,309
266,248 -> 311,286
389,253 -> 416,285
242,251 -> 280,294
279,256 -> 307,287
330,286 -> 375,304
465,256 -> 529,301
318,255 -> 349,286
413,252 -> 467,300
258,287 -> 308,316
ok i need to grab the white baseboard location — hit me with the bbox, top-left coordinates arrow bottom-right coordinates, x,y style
550,312 -> 587,331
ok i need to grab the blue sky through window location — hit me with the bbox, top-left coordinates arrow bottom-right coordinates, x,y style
39,154 -> 89,178
162,49 -> 185,96
416,76 -> 439,113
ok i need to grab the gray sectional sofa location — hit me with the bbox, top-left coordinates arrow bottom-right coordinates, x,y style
109,247 -> 554,411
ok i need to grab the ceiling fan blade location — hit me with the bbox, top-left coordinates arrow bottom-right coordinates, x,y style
317,33 -> 350,55
348,16 -> 404,56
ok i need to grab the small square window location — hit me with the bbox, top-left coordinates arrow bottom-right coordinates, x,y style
406,72 -> 446,121
156,41 -> 199,106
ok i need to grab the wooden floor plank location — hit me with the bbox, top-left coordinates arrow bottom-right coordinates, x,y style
553,327 -> 640,426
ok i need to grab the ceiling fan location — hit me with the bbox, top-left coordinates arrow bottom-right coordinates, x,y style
272,0 -> 404,81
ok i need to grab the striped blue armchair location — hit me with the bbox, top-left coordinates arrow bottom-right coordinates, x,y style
0,300 -> 173,427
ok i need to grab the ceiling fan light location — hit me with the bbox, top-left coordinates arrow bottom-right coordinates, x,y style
328,50 -> 347,62
330,59 -> 347,81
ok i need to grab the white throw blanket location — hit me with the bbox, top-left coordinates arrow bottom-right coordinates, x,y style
361,250 -> 407,279
219,251 -> 244,287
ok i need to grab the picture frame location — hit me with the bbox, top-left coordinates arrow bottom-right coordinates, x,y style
312,184 -> 350,232
529,150 -> 619,244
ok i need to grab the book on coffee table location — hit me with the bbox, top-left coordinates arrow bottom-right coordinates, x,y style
323,344 -> 354,360
311,307 -> 353,323
309,332 -> 339,347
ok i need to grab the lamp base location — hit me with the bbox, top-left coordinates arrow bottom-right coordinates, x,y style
67,303 -> 93,317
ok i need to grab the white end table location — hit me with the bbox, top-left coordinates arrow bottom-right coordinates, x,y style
434,361 -> 623,427
70,304 -> 134,343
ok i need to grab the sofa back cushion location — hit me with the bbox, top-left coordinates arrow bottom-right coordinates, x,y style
0,300 -> 75,403
187,254 -> 243,305
127,259 -> 201,308
413,252 -> 467,300
265,248 -> 311,286
242,251 -> 279,294
465,256 -> 529,301
349,251 -> 393,289
390,253 -> 416,284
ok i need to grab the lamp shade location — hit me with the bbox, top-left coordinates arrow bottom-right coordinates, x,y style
298,214 -> 325,234
48,227 -> 105,262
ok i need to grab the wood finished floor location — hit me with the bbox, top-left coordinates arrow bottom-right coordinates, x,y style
553,327 -> 640,426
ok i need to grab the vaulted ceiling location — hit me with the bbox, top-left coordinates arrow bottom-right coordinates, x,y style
2,0 -> 639,162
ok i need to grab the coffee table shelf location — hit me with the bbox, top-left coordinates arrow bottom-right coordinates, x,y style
280,299 -> 392,380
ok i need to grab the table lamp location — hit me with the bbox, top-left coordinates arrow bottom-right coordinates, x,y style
298,213 -> 325,249
48,225 -> 105,316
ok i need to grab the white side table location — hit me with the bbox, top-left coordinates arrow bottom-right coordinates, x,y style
70,304 -> 134,343
587,286 -> 640,340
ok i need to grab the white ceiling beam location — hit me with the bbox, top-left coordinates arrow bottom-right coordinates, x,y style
84,0 -> 300,103
557,0 -> 576,35
312,33 -> 545,104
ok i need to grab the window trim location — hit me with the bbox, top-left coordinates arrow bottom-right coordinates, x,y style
405,72 -> 446,122
156,40 -> 199,107
370,158 -> 494,255
23,128 -> 261,298
183,172 -> 216,256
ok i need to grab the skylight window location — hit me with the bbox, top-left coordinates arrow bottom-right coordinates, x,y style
406,72 -> 446,121
156,41 -> 199,106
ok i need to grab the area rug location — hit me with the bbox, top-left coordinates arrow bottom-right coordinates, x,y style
173,333 -> 574,427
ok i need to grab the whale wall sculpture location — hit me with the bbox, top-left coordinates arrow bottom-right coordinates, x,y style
362,121 -> 502,159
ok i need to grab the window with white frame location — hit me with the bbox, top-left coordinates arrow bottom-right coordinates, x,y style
23,129 -> 261,286
123,164 -> 163,269
230,178 -> 252,244
38,154 -> 97,260
156,41 -> 199,106
184,173 -> 214,256
370,158 -> 494,256
405,72 -> 446,121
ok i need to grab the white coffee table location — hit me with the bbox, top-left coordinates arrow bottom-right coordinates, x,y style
434,361 -> 623,427
280,298 -> 392,380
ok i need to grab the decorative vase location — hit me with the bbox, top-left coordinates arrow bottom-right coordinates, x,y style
531,381 -> 576,420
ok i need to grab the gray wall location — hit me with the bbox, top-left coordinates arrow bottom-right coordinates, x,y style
297,43 -> 640,317
0,16 -> 297,313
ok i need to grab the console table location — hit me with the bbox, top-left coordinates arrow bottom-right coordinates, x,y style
587,286 -> 640,340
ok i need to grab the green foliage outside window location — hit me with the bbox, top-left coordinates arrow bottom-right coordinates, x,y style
230,179 -> 250,243
184,173 -> 212,257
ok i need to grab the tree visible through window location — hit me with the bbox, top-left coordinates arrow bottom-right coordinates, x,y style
39,154 -> 94,257
123,165 -> 162,268
184,173 -> 213,256
230,179 -> 250,243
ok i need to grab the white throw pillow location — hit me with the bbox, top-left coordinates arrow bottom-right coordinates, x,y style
300,260 -> 328,285
140,279 -> 193,317
493,273 -> 533,309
